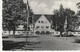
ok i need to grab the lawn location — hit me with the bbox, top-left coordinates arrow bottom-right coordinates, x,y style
2,35 -> 80,50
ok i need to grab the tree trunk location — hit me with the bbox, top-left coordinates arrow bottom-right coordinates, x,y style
13,25 -> 15,37
60,31 -> 63,37
13,30 -> 15,36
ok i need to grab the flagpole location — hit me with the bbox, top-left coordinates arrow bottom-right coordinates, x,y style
26,0 -> 29,42
56,21 -> 57,31
32,15 -> 34,35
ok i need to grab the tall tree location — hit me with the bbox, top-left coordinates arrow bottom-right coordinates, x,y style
52,4 -> 77,36
24,0 -> 34,31
2,0 -> 27,35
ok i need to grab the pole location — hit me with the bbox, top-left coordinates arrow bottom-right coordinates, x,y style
56,21 -> 57,31
32,15 -> 34,35
26,0 -> 29,42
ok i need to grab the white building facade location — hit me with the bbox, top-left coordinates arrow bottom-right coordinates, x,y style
29,15 -> 60,35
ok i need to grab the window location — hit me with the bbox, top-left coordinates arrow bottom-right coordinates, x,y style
41,31 -> 45,34
36,26 -> 39,28
38,21 -> 40,23
46,26 -> 49,28
35,31 -> 40,34
41,21 -> 44,23
46,31 -> 50,34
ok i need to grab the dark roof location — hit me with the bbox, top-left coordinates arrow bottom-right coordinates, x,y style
2,14 -> 54,25
33,14 -> 54,23
33,14 -> 41,23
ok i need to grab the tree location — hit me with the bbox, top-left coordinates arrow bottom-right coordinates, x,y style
77,2 -> 80,9
52,4 -> 77,36
2,0 -> 27,35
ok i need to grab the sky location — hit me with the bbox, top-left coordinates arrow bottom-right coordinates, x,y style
23,0 -> 80,14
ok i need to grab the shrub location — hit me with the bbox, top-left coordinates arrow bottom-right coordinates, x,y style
74,39 -> 80,43
66,34 -> 75,37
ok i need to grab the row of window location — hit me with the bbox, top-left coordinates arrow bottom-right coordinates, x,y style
38,21 -> 47,23
35,31 -> 51,34
36,26 -> 49,29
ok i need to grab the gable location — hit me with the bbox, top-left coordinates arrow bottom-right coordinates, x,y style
35,15 -> 51,25
33,14 -> 54,23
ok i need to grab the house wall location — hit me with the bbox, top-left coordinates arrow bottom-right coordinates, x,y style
34,15 -> 51,33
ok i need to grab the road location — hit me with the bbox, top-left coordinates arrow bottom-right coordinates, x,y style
3,35 -> 80,50
17,35 -> 80,50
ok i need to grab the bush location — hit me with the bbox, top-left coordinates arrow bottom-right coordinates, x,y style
74,39 -> 80,43
66,34 -> 75,37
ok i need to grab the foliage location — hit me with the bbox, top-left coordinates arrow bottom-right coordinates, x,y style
2,0 -> 27,35
52,4 -> 78,36
77,2 -> 80,9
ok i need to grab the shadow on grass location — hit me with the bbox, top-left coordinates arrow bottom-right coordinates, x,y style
73,39 -> 80,43
3,41 -> 26,50
3,41 -> 41,50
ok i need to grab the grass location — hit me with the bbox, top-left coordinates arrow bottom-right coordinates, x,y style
2,35 -> 80,50
2,35 -> 40,50
3,41 -> 25,50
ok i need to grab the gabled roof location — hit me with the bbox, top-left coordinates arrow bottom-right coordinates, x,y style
33,14 -> 54,23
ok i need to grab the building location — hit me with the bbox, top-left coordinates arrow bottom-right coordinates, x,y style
29,14 -> 60,35
2,14 -> 60,36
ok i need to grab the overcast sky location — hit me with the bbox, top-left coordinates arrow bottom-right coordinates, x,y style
23,0 -> 80,14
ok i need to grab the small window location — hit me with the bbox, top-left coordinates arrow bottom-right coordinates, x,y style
35,31 -> 40,34
46,26 -> 49,28
41,21 -> 44,23
36,26 -> 39,28
38,21 -> 40,23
